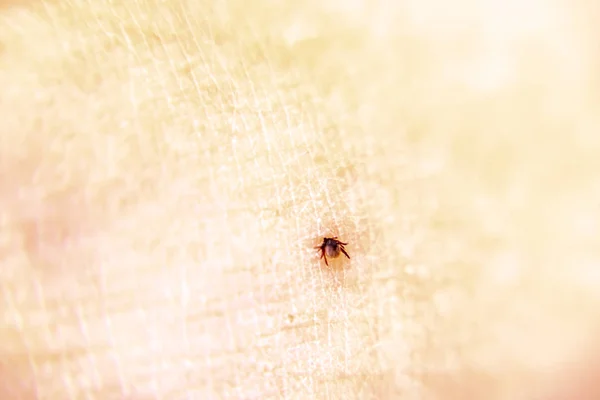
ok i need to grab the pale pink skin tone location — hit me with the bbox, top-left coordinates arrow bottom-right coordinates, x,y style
2,1 -> 600,399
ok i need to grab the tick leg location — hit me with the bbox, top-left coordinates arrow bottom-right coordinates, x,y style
339,242 -> 348,245
340,247 -> 351,259
323,254 -> 329,266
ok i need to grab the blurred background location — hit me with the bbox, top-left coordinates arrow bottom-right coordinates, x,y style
1,0 -> 600,398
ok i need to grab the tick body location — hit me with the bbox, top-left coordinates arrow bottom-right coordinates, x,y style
315,237 -> 350,266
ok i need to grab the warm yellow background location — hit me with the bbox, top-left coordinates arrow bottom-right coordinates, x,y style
1,0 -> 600,398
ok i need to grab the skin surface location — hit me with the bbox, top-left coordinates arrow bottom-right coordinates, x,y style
1,0 -> 600,399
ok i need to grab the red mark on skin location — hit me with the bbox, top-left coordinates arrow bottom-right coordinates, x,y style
0,146 -> 101,280
17,191 -> 87,274
0,145 -> 106,396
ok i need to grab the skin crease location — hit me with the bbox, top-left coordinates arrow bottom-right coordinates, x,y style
1,0 -> 600,399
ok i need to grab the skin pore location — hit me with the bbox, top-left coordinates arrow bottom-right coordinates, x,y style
1,0 -> 600,398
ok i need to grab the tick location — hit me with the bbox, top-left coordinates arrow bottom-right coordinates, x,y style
315,237 -> 350,266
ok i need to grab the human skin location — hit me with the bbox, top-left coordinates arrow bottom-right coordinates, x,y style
1,0 -> 600,399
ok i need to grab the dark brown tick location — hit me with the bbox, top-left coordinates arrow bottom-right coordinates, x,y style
315,237 -> 350,266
